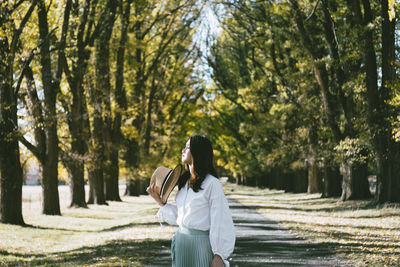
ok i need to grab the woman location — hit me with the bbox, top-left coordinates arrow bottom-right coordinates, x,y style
147,134 -> 235,267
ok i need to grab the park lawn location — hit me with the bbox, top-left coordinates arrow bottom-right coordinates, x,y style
0,185 -> 177,266
225,183 -> 400,267
2,183 -> 399,266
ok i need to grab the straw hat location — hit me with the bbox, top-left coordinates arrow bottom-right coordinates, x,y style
150,164 -> 183,203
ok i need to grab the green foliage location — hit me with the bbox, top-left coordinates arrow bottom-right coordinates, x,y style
117,0 -> 207,176
7,0 -> 400,192
13,0 -> 207,181
205,0 -> 398,188
334,138 -> 371,165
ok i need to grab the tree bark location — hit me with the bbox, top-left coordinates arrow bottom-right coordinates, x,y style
60,0 -> 95,208
0,0 -> 37,225
291,0 -> 377,200
104,1 -> 131,201
346,0 -> 398,203
340,162 -> 371,201
97,0 -> 119,201
144,78 -> 157,155
125,178 -> 146,196
322,163 -> 342,198
62,154 -> 86,208
89,0 -> 117,205
87,109 -> 107,205
378,0 -> 399,203
306,123 -> 320,194
37,0 -> 72,215
123,139 -> 140,196
307,156 -> 319,193
320,0 -> 354,137
0,51 -> 25,225
86,62 -> 106,205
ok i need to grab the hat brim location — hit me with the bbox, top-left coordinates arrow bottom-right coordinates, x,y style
160,164 -> 182,203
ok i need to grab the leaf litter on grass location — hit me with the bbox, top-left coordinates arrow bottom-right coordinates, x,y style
224,183 -> 400,267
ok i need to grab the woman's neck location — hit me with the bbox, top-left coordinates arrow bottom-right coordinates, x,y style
188,164 -> 196,187
189,163 -> 194,177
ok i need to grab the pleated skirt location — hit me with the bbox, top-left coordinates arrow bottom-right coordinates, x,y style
171,226 -> 213,267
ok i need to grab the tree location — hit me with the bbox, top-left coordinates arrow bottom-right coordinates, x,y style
58,0 -> 99,208
0,0 -> 37,225
103,0 -> 132,201
123,0 -> 206,195
20,0 -> 74,215
86,0 -> 118,205
345,0 -> 399,203
207,0 -> 317,191
289,0 -> 370,200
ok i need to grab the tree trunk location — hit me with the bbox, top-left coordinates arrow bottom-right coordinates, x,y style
390,145 -> 400,202
374,0 -> 399,203
321,0 -> 354,137
61,0 -> 93,208
307,156 -> 319,193
125,8 -> 146,173
292,169 -> 307,193
291,0 -> 342,143
65,98 -> 89,207
340,161 -> 371,201
98,0 -> 118,201
0,1 -> 38,224
87,163 -> 107,205
269,169 -> 281,189
87,90 -> 107,205
346,0 -> 398,204
144,79 -> 157,155
66,157 -> 86,208
88,0 -> 117,205
87,171 -> 95,204
125,179 -> 145,196
322,164 -> 342,198
105,149 -> 122,201
0,72 -> 25,225
105,1 -> 131,201
306,123 -> 320,194
123,139 -> 141,197
38,0 -> 62,215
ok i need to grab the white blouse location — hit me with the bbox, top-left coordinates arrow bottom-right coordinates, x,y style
157,174 -> 235,266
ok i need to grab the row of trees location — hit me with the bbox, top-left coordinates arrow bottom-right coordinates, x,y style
1,0 -> 205,225
1,0 -> 399,226
204,0 -> 399,203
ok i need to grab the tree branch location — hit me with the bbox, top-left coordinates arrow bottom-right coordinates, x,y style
11,0 -> 38,58
306,0 -> 321,21
19,135 -> 41,160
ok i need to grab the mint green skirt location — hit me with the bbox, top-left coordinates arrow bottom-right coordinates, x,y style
171,226 -> 213,267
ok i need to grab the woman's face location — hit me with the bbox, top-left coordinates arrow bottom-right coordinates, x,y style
181,139 -> 193,165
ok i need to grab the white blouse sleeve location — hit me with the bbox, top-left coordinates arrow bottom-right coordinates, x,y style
156,203 -> 178,225
208,180 -> 235,266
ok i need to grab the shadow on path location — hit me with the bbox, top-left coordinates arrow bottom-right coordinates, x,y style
228,198 -> 344,266
146,197 -> 346,267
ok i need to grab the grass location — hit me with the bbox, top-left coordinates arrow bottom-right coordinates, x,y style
1,183 -> 399,266
224,183 -> 400,267
0,185 -> 177,266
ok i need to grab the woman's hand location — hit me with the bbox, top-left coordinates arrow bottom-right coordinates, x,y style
211,254 -> 224,267
146,182 -> 164,207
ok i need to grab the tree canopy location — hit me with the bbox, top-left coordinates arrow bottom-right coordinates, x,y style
0,0 -> 399,224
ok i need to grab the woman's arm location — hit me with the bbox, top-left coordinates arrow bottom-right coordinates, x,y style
147,182 -> 178,225
209,180 -> 236,267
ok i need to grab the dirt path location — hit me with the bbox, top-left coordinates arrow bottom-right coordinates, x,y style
228,197 -> 344,266
146,197 -> 345,266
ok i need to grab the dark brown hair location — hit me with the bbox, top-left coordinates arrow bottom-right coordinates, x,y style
178,134 -> 217,192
